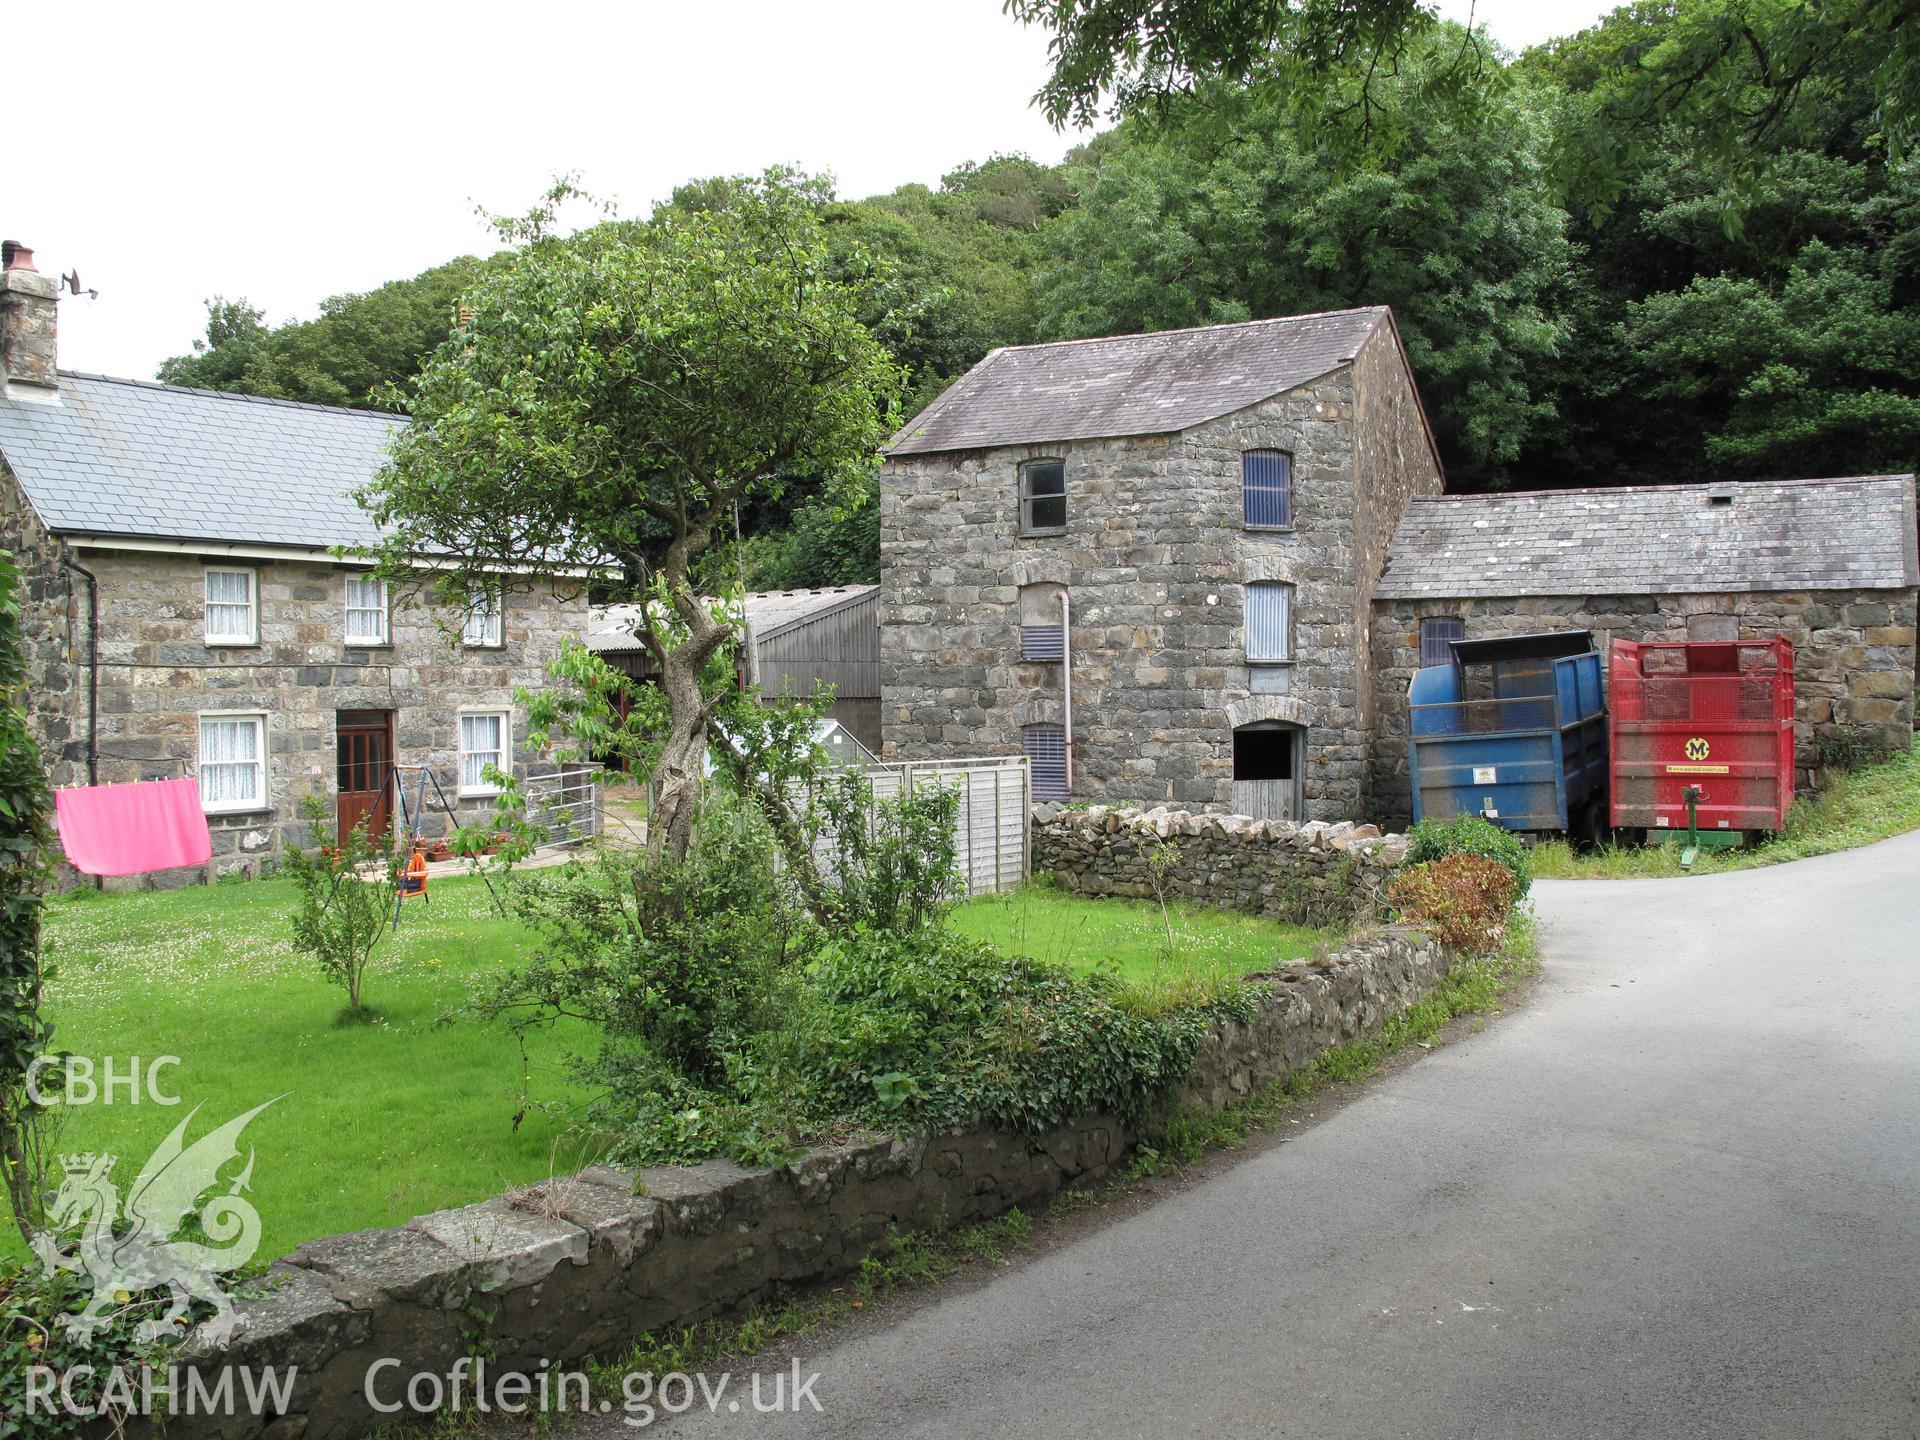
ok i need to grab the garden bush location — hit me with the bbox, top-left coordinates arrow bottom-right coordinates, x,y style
476,782 -> 1254,1171
1405,813 -> 1531,900
1387,853 -> 1519,955
0,1254 -> 180,1440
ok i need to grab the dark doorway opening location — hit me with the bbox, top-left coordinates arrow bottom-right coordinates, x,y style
1234,725 -> 1297,781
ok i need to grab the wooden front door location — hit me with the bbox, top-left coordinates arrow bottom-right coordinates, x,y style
336,710 -> 394,847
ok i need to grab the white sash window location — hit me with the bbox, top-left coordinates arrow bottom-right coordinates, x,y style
204,568 -> 258,644
199,713 -> 267,812
459,711 -> 509,795
345,574 -> 388,644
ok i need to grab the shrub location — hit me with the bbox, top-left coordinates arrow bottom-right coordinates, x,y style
1387,853 -> 1518,955
481,798 -> 813,1091
1405,813 -> 1530,900
477,791 -> 1254,1170
283,793 -> 394,1015
0,1256 -> 177,1440
0,550 -> 58,1241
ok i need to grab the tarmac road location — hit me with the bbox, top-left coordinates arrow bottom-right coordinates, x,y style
630,829 -> 1920,1439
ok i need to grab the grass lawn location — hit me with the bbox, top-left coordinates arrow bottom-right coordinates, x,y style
1532,744 -> 1920,880
12,868 -> 1325,1261
952,885 -> 1330,994
18,873 -> 595,1263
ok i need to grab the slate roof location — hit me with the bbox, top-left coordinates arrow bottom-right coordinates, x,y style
886,308 -> 1390,456
1374,476 -> 1920,599
0,372 -> 404,548
587,585 -> 877,655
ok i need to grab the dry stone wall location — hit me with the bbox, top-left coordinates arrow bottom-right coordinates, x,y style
151,929 -> 1448,1440
1032,803 -> 1407,927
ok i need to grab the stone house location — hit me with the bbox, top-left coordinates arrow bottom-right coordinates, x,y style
880,307 -> 1443,822
0,240 -> 589,879
1368,476 -> 1919,830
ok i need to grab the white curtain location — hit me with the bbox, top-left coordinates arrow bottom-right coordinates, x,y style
345,575 -> 386,642
462,591 -> 500,645
460,713 -> 504,791
205,570 -> 254,640
200,716 -> 262,807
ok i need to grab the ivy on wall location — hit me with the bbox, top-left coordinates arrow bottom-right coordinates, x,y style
0,548 -> 56,1237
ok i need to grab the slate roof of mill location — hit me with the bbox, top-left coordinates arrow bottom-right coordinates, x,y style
1374,476 -> 1920,599
0,371 -> 403,548
886,308 -> 1391,456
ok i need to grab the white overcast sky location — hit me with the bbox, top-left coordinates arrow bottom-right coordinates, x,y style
19,0 -> 1612,381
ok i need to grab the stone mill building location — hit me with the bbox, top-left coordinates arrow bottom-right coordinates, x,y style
879,307 -> 1443,822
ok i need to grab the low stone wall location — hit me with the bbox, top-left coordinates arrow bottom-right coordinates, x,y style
156,930 -> 1446,1440
1032,803 -> 1408,926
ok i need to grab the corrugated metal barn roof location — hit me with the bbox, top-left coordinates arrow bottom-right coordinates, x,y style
886,308 -> 1389,457
587,585 -> 877,655
1374,476 -> 1920,599
0,371 -> 403,548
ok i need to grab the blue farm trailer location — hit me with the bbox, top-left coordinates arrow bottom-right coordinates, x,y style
1407,631 -> 1609,839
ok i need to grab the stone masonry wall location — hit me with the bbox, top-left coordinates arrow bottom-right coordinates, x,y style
77,548 -> 588,880
154,927 -> 1448,1440
1367,590 -> 1920,830
1350,323 -> 1446,745
881,332 -> 1442,821
0,463 -> 80,786
1033,803 -> 1406,927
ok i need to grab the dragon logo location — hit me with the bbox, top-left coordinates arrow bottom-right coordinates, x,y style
31,1098 -> 282,1346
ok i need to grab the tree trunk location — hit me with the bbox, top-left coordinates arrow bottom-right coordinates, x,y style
647,559 -> 729,863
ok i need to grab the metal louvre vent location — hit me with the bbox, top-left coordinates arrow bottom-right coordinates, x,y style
1021,624 -> 1065,662
1419,615 -> 1466,668
1245,581 -> 1293,661
1242,449 -> 1292,528
1023,723 -> 1067,800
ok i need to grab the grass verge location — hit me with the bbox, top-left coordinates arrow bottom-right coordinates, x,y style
951,885 -> 1331,996
1531,745 -> 1920,880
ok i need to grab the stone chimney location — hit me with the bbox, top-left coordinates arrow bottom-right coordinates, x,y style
0,240 -> 58,402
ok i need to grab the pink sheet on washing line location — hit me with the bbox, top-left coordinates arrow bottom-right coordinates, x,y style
54,778 -> 215,876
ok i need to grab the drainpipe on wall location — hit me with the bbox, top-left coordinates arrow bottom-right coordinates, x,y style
1059,589 -> 1072,793
61,551 -> 98,785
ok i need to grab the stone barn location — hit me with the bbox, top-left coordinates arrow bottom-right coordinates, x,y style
1368,475 -> 1919,830
880,307 -> 1443,822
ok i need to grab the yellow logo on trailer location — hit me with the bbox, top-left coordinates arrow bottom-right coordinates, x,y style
1683,737 -> 1711,761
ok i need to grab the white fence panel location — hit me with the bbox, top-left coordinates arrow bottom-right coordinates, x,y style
876,755 -> 1030,896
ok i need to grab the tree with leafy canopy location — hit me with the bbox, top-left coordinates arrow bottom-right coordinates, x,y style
358,172 -> 901,863
1037,28 -> 1575,487
1538,0 -> 1920,218
1514,0 -> 1920,486
157,258 -> 486,410
1005,0 -> 1476,130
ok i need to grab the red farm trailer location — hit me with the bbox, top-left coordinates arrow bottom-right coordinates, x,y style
1608,637 -> 1796,843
